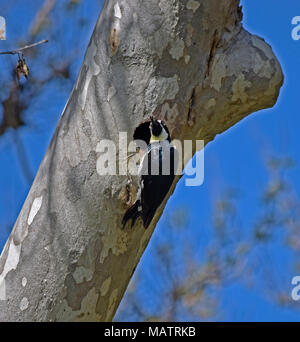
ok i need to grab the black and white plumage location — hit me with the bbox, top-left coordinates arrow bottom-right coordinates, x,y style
122,118 -> 178,229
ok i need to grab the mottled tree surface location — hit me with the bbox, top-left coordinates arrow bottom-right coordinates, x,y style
0,0 -> 283,321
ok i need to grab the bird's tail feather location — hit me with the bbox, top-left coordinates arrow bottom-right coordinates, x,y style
122,201 -> 141,229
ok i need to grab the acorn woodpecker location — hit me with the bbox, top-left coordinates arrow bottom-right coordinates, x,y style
122,118 -> 178,229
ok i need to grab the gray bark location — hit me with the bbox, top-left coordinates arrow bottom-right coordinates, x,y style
0,0 -> 283,321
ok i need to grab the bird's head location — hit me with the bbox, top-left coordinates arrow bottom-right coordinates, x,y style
150,117 -> 163,137
149,117 -> 169,143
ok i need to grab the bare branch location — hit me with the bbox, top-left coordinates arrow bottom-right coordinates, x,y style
0,39 -> 48,55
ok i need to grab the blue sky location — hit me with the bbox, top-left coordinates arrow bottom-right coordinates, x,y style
1,0 -> 300,321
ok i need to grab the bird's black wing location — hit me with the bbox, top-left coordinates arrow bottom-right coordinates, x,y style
141,143 -> 177,228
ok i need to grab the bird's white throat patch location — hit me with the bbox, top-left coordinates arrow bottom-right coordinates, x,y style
150,128 -> 168,144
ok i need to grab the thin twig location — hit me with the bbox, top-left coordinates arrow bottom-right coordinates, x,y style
30,0 -> 56,38
0,39 -> 48,55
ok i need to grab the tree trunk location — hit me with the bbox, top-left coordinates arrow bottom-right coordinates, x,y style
0,0 -> 283,321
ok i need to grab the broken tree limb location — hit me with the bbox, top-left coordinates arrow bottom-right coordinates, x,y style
0,0 -> 283,321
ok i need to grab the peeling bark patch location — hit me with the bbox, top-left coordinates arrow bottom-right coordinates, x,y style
251,36 -> 274,60
105,288 -> 118,321
210,54 -> 227,91
56,288 -> 101,322
64,152 -> 96,203
114,3 -> 122,19
20,297 -> 29,311
100,277 -> 112,296
65,173 -> 81,203
0,241 -> 21,300
169,38 -> 185,61
144,0 -> 180,57
231,74 -> 252,103
27,196 -> 43,225
186,24 -> 194,47
82,119 -> 92,137
265,67 -> 282,96
80,40 -> 100,110
22,277 -> 27,287
186,0 -> 200,13
205,98 -> 216,109
73,266 -> 93,284
250,36 -> 284,98
161,102 -> 179,124
184,55 -> 191,64
99,229 -> 129,263
145,75 -> 179,115
253,53 -> 271,78
107,85 -> 117,102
